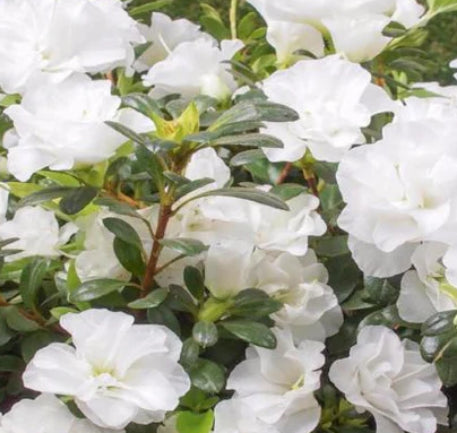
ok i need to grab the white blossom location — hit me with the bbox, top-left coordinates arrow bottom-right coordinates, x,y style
214,399 -> 280,433
227,327 -> 324,433
0,0 -> 143,94
134,12 -> 215,72
397,242 -> 457,322
0,203 -> 75,262
329,326 -> 448,433
23,309 -> 191,430
0,394 -> 118,433
258,250 -> 343,342
143,39 -> 243,100
337,121 -> 457,276
4,74 -> 154,181
204,240 -> 256,299
260,56 -> 393,163
247,0 -> 424,63
193,191 -> 326,255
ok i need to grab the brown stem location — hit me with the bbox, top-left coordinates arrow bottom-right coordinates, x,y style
302,167 -> 319,197
277,162 -> 292,184
142,203 -> 172,293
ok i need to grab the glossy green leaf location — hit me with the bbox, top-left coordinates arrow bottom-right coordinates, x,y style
188,359 -> 225,394
103,217 -> 143,250
160,238 -> 208,257
70,279 -> 128,302
176,410 -> 214,433
193,322 -> 218,348
59,186 -> 98,215
128,288 -> 168,309
220,320 -> 277,348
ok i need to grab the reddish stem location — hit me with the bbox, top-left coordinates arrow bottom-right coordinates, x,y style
142,204 -> 172,293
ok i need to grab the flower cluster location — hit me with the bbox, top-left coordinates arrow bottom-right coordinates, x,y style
0,0 -> 455,432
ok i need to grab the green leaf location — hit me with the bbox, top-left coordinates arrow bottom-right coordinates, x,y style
358,305 -> 407,330
0,355 -> 24,372
94,198 -> 140,218
128,288 -> 168,309
167,285 -> 198,315
209,103 -> 260,132
212,133 -> 283,148
135,145 -> 164,191
188,359 -> 226,393
194,188 -> 289,211
0,316 -> 14,346
39,171 -> 80,187
327,254 -> 362,303
106,121 -> 147,145
422,311 -> 457,336
129,0 -> 173,16
19,258 -> 48,310
19,186 -> 74,207
176,410 -> 214,433
59,186 -> 98,215
160,238 -> 208,257
180,338 -> 201,367
3,307 -> 41,332
21,331 -> 56,362
122,94 -> 161,118
103,217 -> 143,251
314,236 -> 349,258
175,178 -> 215,200
364,277 -> 399,306
220,320 -> 277,348
230,149 -> 265,167
270,183 -> 307,201
382,21 -> 407,37
113,238 -> 146,277
230,289 -> 282,319
147,304 -> 181,336
254,101 -> 299,122
184,266 -> 205,300
70,279 -> 128,302
436,356 -> 457,387
193,322 -> 218,348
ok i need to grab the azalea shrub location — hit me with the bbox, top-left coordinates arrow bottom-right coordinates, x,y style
1,0 -> 457,432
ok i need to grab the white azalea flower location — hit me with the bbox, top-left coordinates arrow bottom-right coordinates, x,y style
184,147 -> 231,191
444,246 -> 457,288
260,56 -> 393,163
337,121 -> 457,274
0,0 -> 143,94
75,208 -> 153,282
10,396 -> 108,433
256,250 -> 343,342
4,74 -> 154,181
0,394 -> 118,433
393,82 -> 457,124
347,236 -> 418,278
134,12 -> 215,72
204,240 -> 256,299
214,399 -> 280,433
322,13 -> 391,63
397,242 -> 457,322
194,192 -> 326,255
247,0 -> 424,63
227,327 -> 324,433
246,0 -> 324,65
23,309 -> 191,430
0,205 -> 75,262
450,59 -> 457,79
143,39 -> 244,100
329,326 -> 448,433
